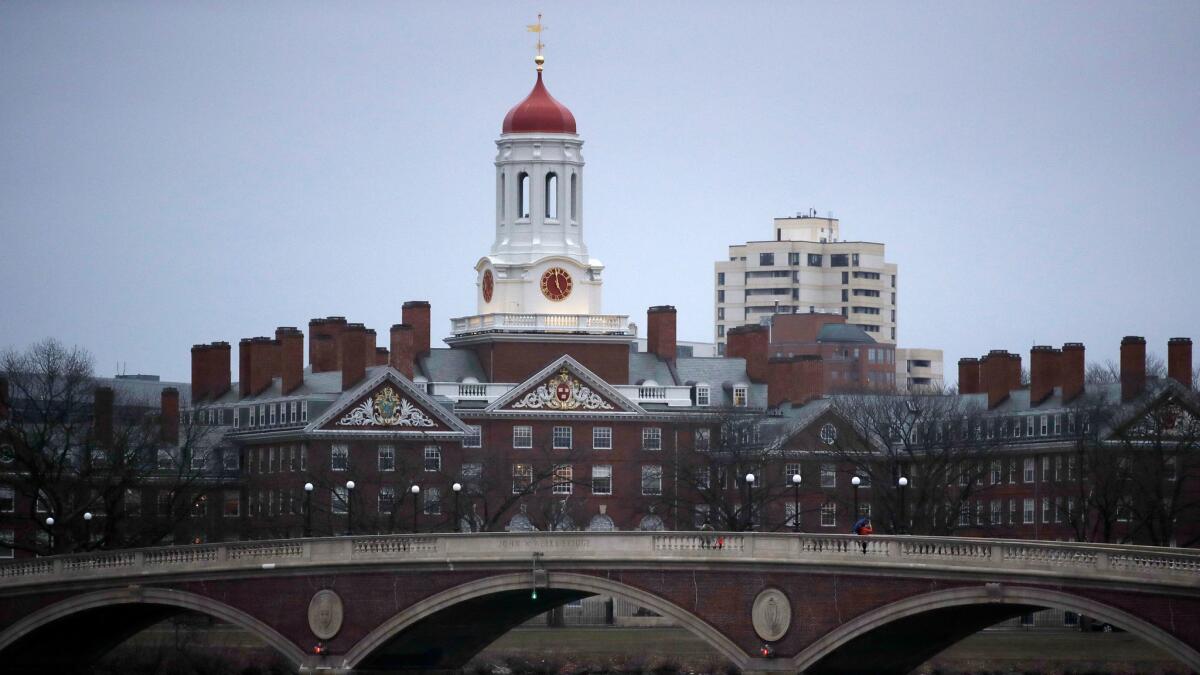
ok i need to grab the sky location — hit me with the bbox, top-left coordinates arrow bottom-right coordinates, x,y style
2,2 -> 1198,384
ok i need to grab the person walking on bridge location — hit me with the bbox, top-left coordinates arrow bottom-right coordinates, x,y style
852,517 -> 873,554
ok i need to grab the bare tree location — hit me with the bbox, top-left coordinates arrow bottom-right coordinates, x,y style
1119,393 -> 1200,547
1,338 -> 219,555
1085,354 -> 1167,385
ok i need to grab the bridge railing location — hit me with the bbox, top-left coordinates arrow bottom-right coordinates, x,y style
2,532 -> 1198,590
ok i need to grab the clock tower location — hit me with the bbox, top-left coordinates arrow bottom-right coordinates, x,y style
472,54 -> 605,318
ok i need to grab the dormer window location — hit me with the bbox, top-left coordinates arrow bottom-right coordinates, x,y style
733,385 -> 748,407
695,385 -> 710,407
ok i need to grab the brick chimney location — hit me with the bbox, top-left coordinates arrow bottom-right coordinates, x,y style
341,323 -> 368,390
647,306 -> 678,361
1168,338 -> 1193,388
1121,336 -> 1146,402
94,386 -> 114,449
389,324 -> 415,379
1029,346 -> 1061,406
308,317 -> 347,373
239,338 -> 253,398
980,350 -> 1012,409
375,347 -> 390,366
403,301 -> 432,357
209,342 -> 231,399
726,325 -> 770,383
958,358 -> 981,394
1060,343 -> 1085,403
160,387 -> 179,445
767,355 -> 824,407
277,327 -> 304,395
191,344 -> 211,401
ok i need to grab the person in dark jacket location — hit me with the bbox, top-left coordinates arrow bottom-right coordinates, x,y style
852,517 -> 873,553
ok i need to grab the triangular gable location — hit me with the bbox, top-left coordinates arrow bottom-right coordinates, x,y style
309,368 -> 472,435
486,355 -> 645,414
1110,381 -> 1200,440
769,400 -> 881,452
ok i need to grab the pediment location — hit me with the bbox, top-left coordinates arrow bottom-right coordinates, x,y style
311,368 -> 470,435
487,356 -> 644,414
1121,396 -> 1200,439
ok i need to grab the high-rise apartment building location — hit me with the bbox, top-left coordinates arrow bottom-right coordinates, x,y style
714,213 -> 897,354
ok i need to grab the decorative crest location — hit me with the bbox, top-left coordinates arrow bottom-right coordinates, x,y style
337,385 -> 436,427
511,367 -> 615,411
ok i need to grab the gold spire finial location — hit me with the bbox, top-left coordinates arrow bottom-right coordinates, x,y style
526,13 -> 546,71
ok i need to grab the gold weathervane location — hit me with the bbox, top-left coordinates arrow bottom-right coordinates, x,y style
526,13 -> 546,71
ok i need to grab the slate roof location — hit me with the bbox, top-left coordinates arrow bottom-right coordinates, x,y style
817,323 -> 876,344
675,356 -> 768,408
417,349 -> 486,383
628,352 -> 675,386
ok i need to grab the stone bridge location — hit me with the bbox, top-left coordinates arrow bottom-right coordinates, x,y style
1,532 -> 1198,674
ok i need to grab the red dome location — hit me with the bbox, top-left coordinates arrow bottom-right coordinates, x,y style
502,72 -> 577,134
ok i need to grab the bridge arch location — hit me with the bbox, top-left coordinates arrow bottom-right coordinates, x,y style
793,585 -> 1200,675
0,586 -> 308,671
342,571 -> 749,671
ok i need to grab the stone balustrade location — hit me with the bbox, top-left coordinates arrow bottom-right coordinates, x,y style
2,532 -> 1198,591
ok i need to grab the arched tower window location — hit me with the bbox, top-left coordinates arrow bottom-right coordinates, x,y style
545,173 -> 558,220
570,173 -> 577,221
500,173 -> 506,222
518,172 -> 530,219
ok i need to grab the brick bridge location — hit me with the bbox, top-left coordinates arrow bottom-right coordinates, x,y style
1,533 -> 1198,674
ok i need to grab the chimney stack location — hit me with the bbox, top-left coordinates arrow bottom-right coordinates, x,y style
191,344 -> 211,401
726,325 -> 770,383
1060,343 -> 1085,403
1121,336 -> 1146,402
958,358 -> 981,394
239,339 -> 253,398
277,327 -> 304,395
94,386 -> 114,449
160,387 -> 179,445
647,306 -> 678,361
767,355 -> 824,407
341,323 -> 367,390
981,350 -> 1013,409
308,317 -> 347,373
389,324 -> 415,378
1168,338 -> 1193,388
1029,346 -> 1061,406
403,301 -> 432,357
209,342 -> 231,399
375,347 -> 390,366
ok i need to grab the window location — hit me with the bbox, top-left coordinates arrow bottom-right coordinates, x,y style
331,444 -> 349,472
592,465 -> 613,495
0,531 -> 12,559
1055,456 -> 1063,482
1023,498 -> 1035,524
223,449 -> 239,472
820,463 -> 836,488
717,290 -> 725,303
300,444 -> 307,471
990,460 -> 1001,485
569,173 -> 578,219
958,504 -> 970,526
248,405 -> 256,428
191,449 -> 208,472
642,427 -> 662,451
0,486 -> 13,513
842,289 -> 849,302
268,447 -> 276,473
545,172 -> 558,219
378,445 -> 395,472
695,385 -> 710,406
1042,497 -> 1051,524
852,289 -> 881,297
269,405 -> 277,426
820,423 -> 838,445
820,502 -> 837,527
258,405 -> 265,428
1039,415 -> 1049,436
717,325 -> 725,338
1023,458 -> 1035,483
553,426 -> 573,450
1041,456 -> 1051,482
462,425 -> 482,448
807,253 -> 822,267
512,463 -> 532,493
785,463 -> 801,484
694,467 -> 711,490
1053,414 -> 1062,435
1008,459 -> 1016,484
513,426 -> 532,449
716,308 -> 724,320
733,386 -> 748,407
784,502 -> 800,529
461,462 -> 483,488
381,486 -> 399,514
695,504 -> 712,529
332,487 -> 348,514
592,427 -> 612,450
695,428 -> 711,451
990,500 -> 1001,525
424,446 -> 441,472
717,272 -> 725,285
156,448 -> 174,471
1026,416 -> 1035,436
1054,497 -> 1063,523
223,490 -> 240,517
424,487 -> 441,515
290,401 -> 298,423
759,252 -> 774,266
1068,455 -> 1077,481
641,465 -> 662,495
553,465 -> 573,494
518,172 -> 530,218
301,401 -> 308,422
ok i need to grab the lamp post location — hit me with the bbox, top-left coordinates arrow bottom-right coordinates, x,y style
44,516 -> 55,554
83,511 -> 93,548
897,476 -> 909,534
410,484 -> 420,533
851,476 -> 861,520
790,473 -> 801,532
452,482 -> 462,533
744,473 -> 756,532
303,482 -> 314,537
345,480 -> 356,536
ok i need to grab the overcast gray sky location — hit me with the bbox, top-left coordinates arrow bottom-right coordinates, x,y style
2,2 -> 1197,384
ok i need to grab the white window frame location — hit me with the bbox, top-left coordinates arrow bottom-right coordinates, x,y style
424,445 -> 441,472
331,444 -> 349,472
512,463 -> 532,493
820,463 -> 836,488
513,426 -> 533,449
332,486 -> 348,515
223,490 -> 240,517
592,427 -> 612,450
1023,498 -> 1035,524
462,425 -> 482,448
378,445 -> 395,472
820,502 -> 837,527
642,427 -> 662,451
1023,458 -> 1035,483
641,465 -> 662,495
696,385 -> 710,407
289,401 -> 298,423
733,385 -> 748,407
301,401 -> 308,422
695,427 -> 711,452
423,487 -> 442,515
553,465 -> 573,495
552,426 -> 573,450
592,465 -> 613,495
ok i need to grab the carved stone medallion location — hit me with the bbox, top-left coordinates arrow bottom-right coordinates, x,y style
751,588 -> 791,642
308,589 -> 344,640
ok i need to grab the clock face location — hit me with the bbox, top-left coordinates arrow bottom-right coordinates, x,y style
540,267 -> 573,301
482,269 -> 494,303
